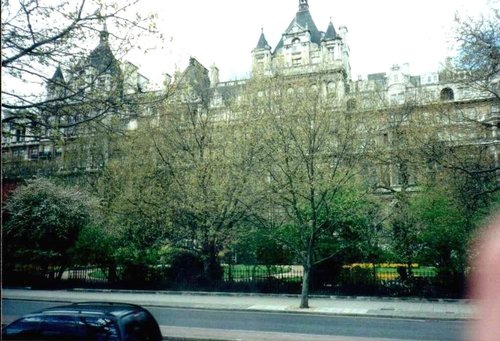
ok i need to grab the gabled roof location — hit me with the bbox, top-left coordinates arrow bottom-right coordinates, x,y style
274,2 -> 322,52
179,57 -> 211,100
323,21 -> 337,41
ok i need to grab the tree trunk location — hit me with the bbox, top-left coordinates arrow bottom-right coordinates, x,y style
202,242 -> 222,283
300,258 -> 312,309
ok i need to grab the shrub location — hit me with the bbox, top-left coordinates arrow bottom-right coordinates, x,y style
165,250 -> 204,287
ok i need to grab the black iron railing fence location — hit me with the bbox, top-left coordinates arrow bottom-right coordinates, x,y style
4,264 -> 461,298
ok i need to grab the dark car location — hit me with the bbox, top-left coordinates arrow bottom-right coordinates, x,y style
1,302 -> 162,340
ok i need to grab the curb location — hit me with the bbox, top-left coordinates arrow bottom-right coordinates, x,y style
4,286 -> 469,304
68,288 -> 470,304
2,296 -> 472,321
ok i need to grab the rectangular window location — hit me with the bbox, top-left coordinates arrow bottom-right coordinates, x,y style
29,147 -> 39,160
14,128 -> 25,142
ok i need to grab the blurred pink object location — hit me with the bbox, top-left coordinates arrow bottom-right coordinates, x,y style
469,216 -> 500,341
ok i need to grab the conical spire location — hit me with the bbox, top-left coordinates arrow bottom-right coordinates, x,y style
323,19 -> 337,41
47,65 -> 66,97
256,28 -> 270,49
51,65 -> 65,82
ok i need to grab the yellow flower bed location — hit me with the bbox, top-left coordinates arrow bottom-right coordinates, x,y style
375,272 -> 399,280
342,263 -> 419,269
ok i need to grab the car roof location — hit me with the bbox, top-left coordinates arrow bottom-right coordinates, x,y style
33,302 -> 147,318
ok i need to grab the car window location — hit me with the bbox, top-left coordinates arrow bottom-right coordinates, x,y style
2,316 -> 43,339
3,315 -> 84,340
81,316 -> 120,341
121,311 -> 160,341
39,315 -> 84,339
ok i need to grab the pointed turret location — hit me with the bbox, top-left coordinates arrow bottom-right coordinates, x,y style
256,28 -> 270,50
51,66 -> 65,84
323,20 -> 337,41
252,28 -> 272,74
47,66 -> 67,98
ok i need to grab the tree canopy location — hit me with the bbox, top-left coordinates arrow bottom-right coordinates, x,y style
3,178 -> 98,277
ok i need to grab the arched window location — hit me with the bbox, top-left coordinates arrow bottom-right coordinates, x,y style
292,38 -> 301,54
327,82 -> 336,96
440,87 -> 454,101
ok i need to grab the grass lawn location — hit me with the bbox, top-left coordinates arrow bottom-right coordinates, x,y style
375,266 -> 437,280
223,265 -> 292,279
223,264 -> 437,281
88,268 -> 108,279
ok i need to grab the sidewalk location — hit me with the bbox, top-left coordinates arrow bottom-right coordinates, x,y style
2,288 -> 474,321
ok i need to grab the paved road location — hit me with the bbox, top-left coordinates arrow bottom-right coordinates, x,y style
3,299 -> 467,340
3,288 -> 473,320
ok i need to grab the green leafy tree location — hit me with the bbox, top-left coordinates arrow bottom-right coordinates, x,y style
3,178 -> 97,279
148,92 -> 262,282
73,223 -> 119,282
409,185 -> 469,294
85,125 -> 171,283
95,62 -> 264,283
244,73 -> 376,308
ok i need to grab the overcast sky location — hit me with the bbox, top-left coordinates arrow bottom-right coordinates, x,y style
126,0 -> 496,85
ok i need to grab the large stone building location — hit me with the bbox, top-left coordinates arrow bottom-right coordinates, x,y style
224,0 -> 497,190
2,0 -> 498,190
2,23 -> 150,180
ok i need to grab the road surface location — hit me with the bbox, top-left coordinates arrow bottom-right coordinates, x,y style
2,299 -> 466,340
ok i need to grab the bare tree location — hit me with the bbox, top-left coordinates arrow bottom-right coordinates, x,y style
1,0 -> 159,133
453,6 -> 499,100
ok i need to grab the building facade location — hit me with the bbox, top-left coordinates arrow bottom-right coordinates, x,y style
2,24 -> 150,180
2,0 -> 498,190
